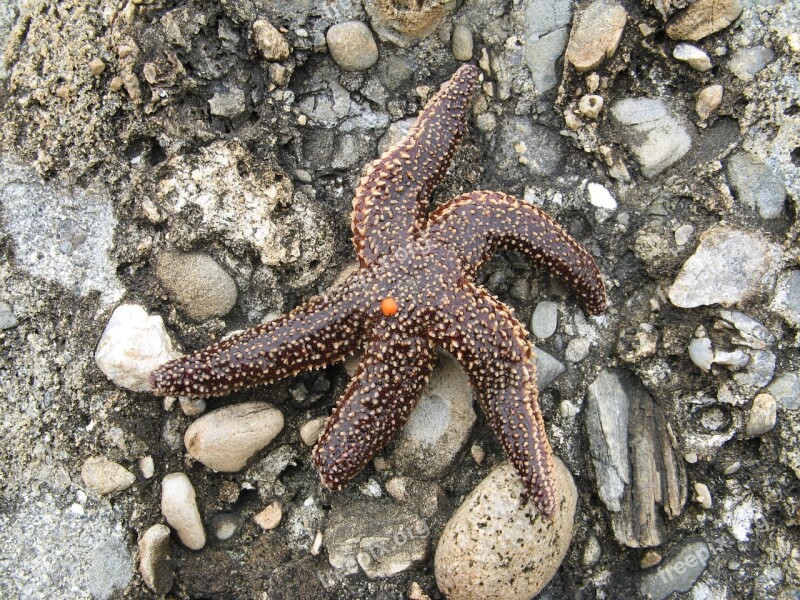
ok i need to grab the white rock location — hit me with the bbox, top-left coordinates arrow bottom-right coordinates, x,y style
184,402 -> 284,472
95,304 -> 180,392
161,472 -> 206,550
138,524 -> 174,595
81,456 -> 136,495
694,482 -> 713,509
696,84 -> 723,120
139,456 -> 155,479
578,94 -> 604,119
587,182 -> 617,210
668,226 -> 782,308
673,43 -> 712,71
435,458 -> 577,600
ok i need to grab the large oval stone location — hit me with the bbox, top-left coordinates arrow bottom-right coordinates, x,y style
435,457 -> 577,600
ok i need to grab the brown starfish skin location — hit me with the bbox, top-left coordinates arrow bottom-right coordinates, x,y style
150,64 -> 607,516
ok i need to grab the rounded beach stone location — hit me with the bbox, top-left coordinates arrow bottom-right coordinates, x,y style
155,251 -> 238,322
326,21 -> 379,72
138,524 -> 174,595
184,402 -> 284,472
435,457 -> 577,600
81,456 -> 136,495
161,472 -> 206,550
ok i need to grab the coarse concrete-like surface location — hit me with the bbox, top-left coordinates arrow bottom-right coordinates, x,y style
0,0 -> 798,598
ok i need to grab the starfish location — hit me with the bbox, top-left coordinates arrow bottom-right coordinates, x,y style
150,64 -> 607,516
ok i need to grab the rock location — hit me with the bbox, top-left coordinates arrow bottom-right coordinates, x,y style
582,534 -> 602,566
673,43 -> 712,71
299,416 -> 327,446
254,501 -> 283,530
0,155 -> 124,306
161,472 -> 206,550
155,251 -> 238,321
641,550 -> 662,569
209,513 -> 238,540
185,402 -> 284,472
696,84 -> 723,119
732,349 -> 776,389
88,57 -> 106,76
771,270 -> 800,328
326,21 -> 379,72
578,94 -> 605,119
746,393 -> 777,437
728,46 -> 776,81
587,182 -> 617,210
768,372 -> 800,410
534,347 -> 566,389
434,458 -> 577,600
385,476 -> 443,518
0,301 -> 19,329
495,118 -> 564,176
81,456 -> 136,495
139,456 -> 155,479
669,227 -> 782,308
666,0 -> 742,41
640,540 -> 710,599
138,524 -> 174,595
586,370 -> 687,547
208,88 -> 246,118
324,502 -> 429,578
451,24 -> 473,61
694,482 -> 713,509
253,19 -> 290,61
726,151 -> 786,219
524,0 -> 572,92
610,97 -> 692,178
531,300 -> 559,339
95,304 -> 180,392
179,396 -> 206,416
565,0 -> 627,71
565,337 -> 591,362
389,353 -> 476,479
674,224 -> 695,246
688,328 -> 714,371
363,0 -> 449,48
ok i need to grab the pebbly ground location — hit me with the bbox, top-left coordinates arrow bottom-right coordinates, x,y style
0,0 -> 798,598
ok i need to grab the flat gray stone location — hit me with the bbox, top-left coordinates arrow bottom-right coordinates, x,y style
668,226 -> 782,308
534,347 -> 566,389
610,98 -> 692,178
524,0 -> 572,92
771,269 -> 800,328
729,45 -> 776,81
208,88 -> 246,117
640,540 -> 710,599
389,353 -> 476,479
726,151 -> 786,219
768,372 -> 800,410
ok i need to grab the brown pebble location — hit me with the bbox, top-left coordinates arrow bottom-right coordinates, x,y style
89,57 -> 106,76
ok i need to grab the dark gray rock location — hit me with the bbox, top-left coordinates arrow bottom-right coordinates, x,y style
639,540 -> 710,599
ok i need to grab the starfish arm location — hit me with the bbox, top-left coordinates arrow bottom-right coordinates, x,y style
426,191 -> 607,315
427,283 -> 557,516
313,329 -> 435,489
351,64 -> 480,266
149,280 -> 369,398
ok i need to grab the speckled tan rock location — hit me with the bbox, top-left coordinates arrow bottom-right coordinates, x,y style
434,457 -> 577,600
566,0 -> 627,72
184,402 -> 284,472
666,0 -> 742,41
81,456 -> 136,495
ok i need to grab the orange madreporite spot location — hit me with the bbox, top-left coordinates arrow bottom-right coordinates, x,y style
380,297 -> 399,317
